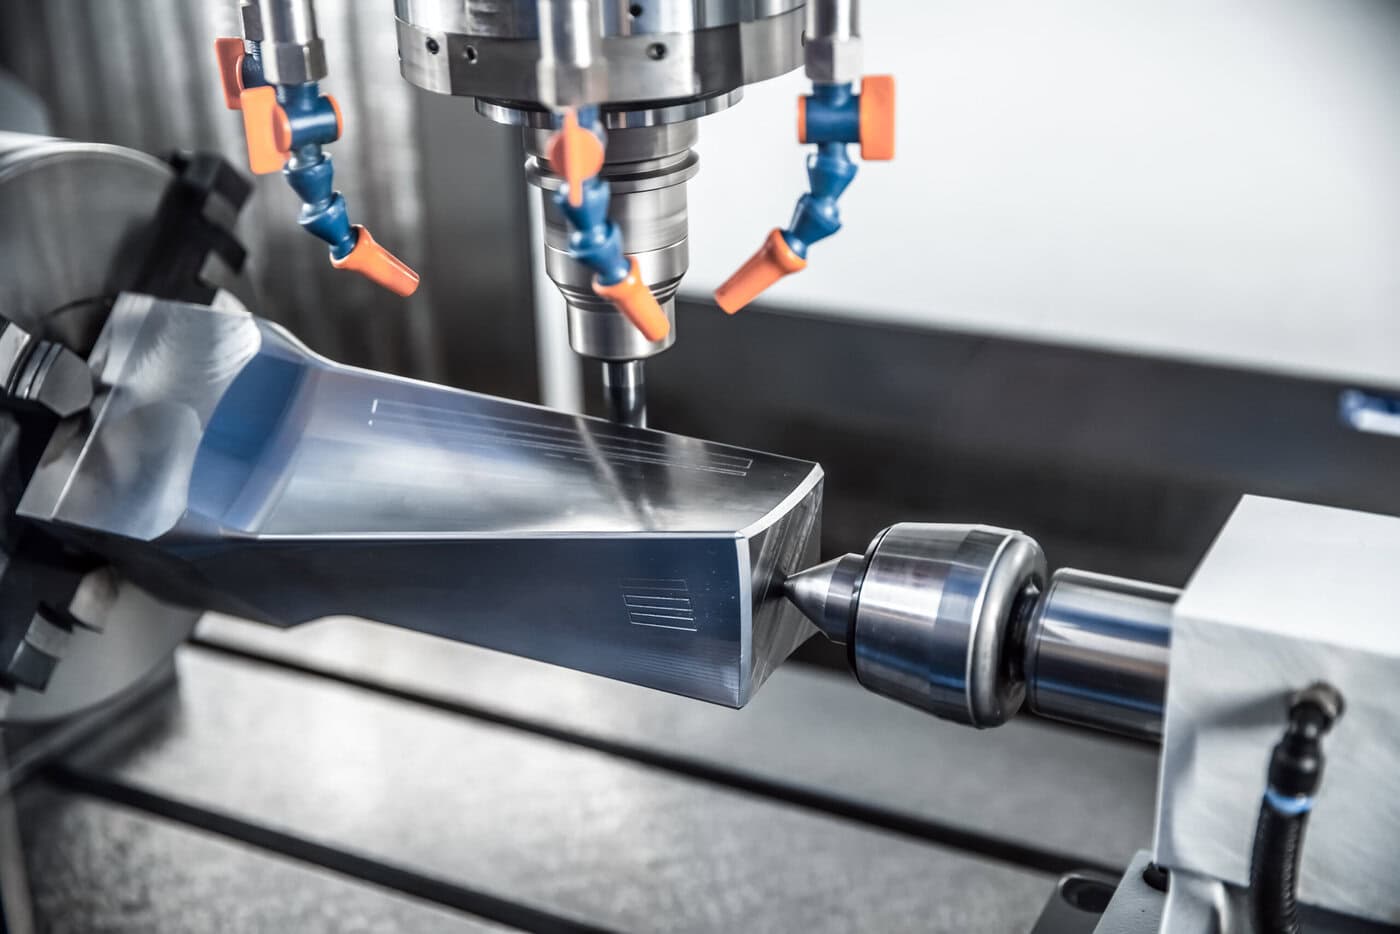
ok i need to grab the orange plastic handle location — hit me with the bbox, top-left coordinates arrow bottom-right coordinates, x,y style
214,38 -> 246,111
240,86 -> 291,175
546,108 -> 606,208
859,75 -> 896,161
330,225 -> 421,297
713,229 -> 807,315
593,257 -> 670,341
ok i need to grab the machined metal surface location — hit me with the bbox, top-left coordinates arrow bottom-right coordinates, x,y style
851,525 -> 1045,727
0,134 -> 175,349
534,0 -> 608,108
0,321 -> 94,419
788,524 -> 1048,727
602,359 -> 647,426
395,0 -> 802,113
1024,569 -> 1176,742
20,294 -> 823,707
1078,852 -> 1166,934
526,122 -> 695,361
804,0 -> 862,83
0,135 -> 218,724
785,524 -> 1179,737
254,0 -> 329,84
397,0 -> 803,35
1155,496 -> 1400,926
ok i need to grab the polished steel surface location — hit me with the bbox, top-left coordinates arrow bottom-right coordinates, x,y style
476,88 -> 741,128
396,1 -> 802,111
4,572 -> 198,725
395,0 -> 803,40
526,122 -> 695,360
256,0 -> 329,84
783,551 -> 863,644
0,135 -> 211,724
784,522 -> 1179,738
804,0 -> 861,83
602,359 -> 646,425
0,134 -> 248,349
20,294 -> 823,707
851,525 -> 1045,727
1023,569 -> 1175,742
534,0 -> 607,108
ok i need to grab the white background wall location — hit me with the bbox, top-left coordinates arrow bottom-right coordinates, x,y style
684,0 -> 1400,387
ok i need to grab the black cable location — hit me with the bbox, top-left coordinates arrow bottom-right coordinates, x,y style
1249,682 -> 1344,934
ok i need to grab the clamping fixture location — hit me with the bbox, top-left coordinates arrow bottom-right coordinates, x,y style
715,0 -> 894,314
214,0 -> 418,296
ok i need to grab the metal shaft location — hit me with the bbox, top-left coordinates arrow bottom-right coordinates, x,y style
255,0 -> 327,84
807,0 -> 860,43
535,0 -> 607,108
785,524 -> 1175,740
804,0 -> 863,83
1023,570 -> 1176,741
601,360 -> 646,427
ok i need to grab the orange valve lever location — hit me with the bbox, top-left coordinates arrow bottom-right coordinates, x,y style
593,257 -> 670,341
240,86 -> 292,175
214,38 -> 247,111
546,108 -> 606,208
714,229 -> 807,315
859,75 -> 896,161
330,226 -> 421,297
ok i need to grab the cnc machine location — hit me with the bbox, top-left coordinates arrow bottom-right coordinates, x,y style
0,3 -> 1396,932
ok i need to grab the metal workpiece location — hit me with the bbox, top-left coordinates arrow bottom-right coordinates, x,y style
254,0 -> 328,84
602,359 -> 647,426
526,122 -> 696,360
394,0 -> 803,112
535,0 -> 608,109
1023,569 -> 1176,741
20,294 -> 824,708
804,0 -> 862,84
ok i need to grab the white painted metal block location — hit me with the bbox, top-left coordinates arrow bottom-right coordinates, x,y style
1156,496 -> 1400,925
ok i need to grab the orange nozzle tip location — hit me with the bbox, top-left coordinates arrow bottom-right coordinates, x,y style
859,75 -> 896,161
797,95 -> 808,143
240,86 -> 290,175
214,38 -> 246,110
713,229 -> 806,315
546,108 -> 605,210
331,225 -> 421,297
593,257 -> 670,341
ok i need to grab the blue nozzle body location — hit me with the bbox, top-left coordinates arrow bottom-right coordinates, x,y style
781,83 -> 860,259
